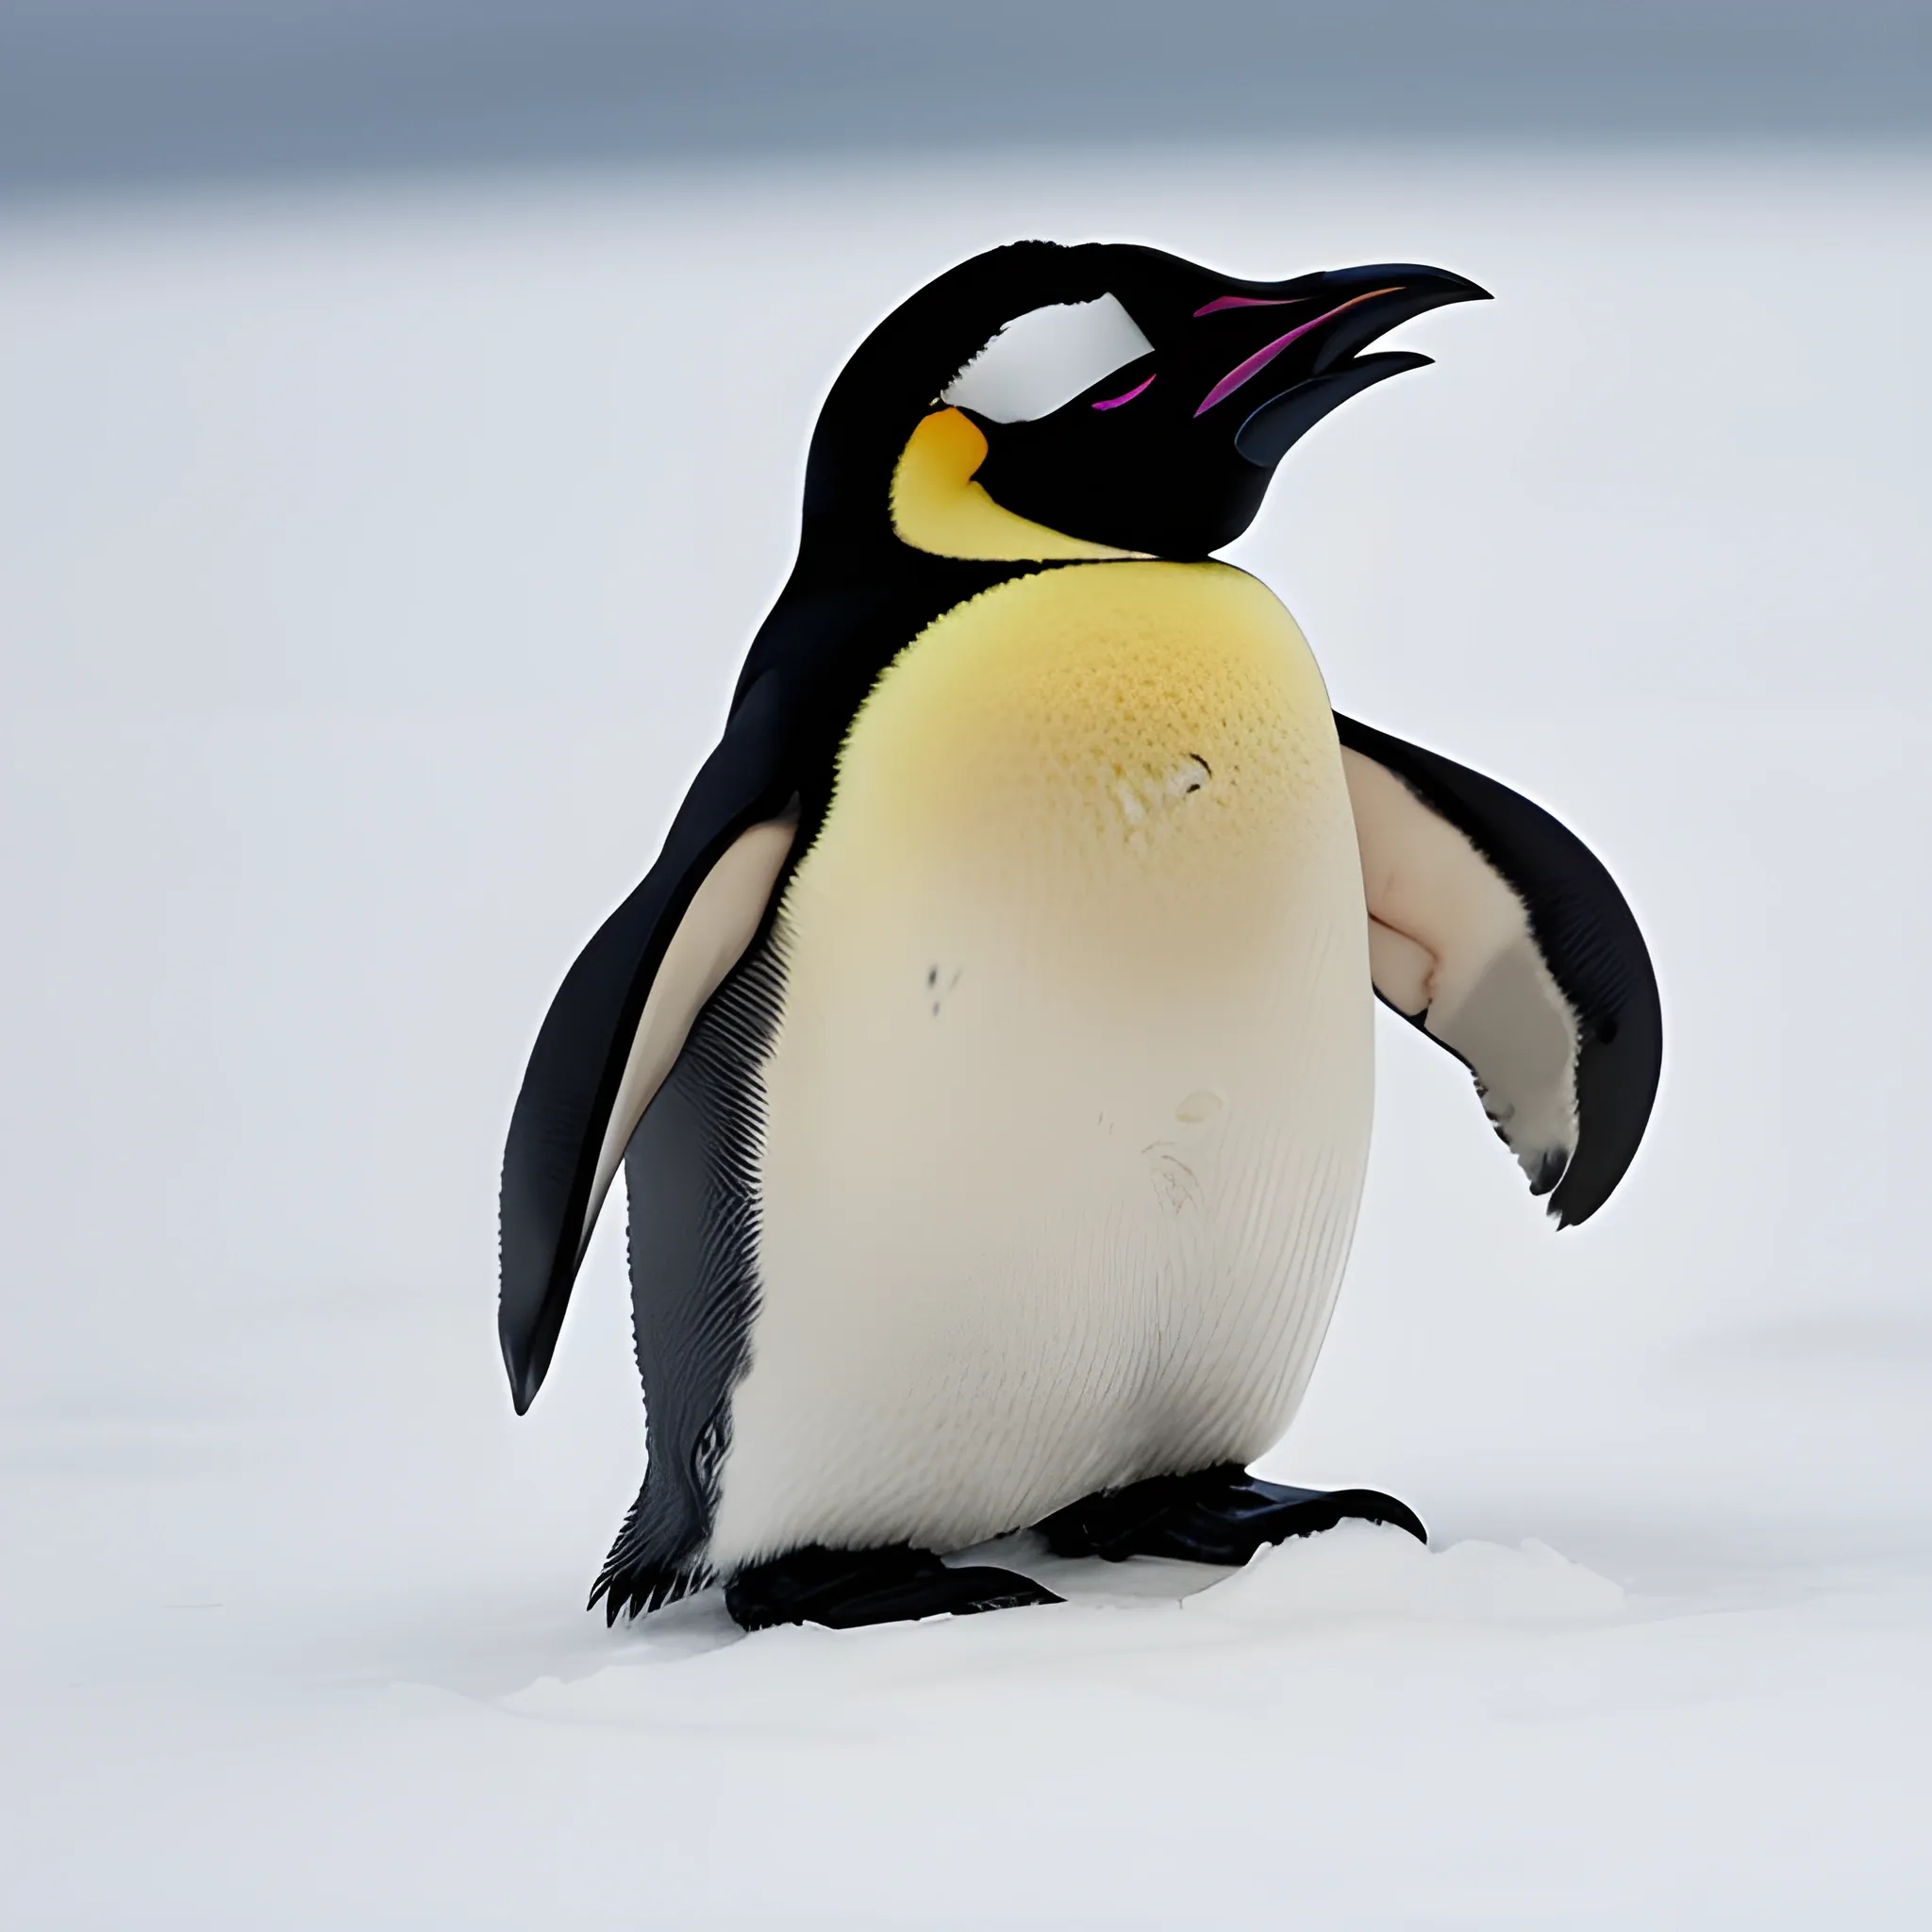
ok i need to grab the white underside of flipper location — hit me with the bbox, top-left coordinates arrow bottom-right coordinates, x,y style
705,563 -> 1374,1572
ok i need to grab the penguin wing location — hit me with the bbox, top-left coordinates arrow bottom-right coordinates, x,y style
499,673 -> 800,1412
1337,713 -> 1661,1226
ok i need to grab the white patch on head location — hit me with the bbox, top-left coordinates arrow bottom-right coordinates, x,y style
941,292 -> 1156,423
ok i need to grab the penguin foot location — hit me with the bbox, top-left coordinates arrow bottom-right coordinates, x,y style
724,1543 -> 1063,1632
1034,1463 -> 1427,1566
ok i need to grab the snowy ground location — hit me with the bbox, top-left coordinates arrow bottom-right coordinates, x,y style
4,146 -> 1931,1925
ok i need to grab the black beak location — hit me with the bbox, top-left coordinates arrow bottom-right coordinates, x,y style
1230,264 -> 1491,468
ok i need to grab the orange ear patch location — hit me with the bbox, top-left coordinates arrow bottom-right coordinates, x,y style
889,408 -> 1140,562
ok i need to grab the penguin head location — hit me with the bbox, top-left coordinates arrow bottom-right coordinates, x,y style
804,241 -> 1488,564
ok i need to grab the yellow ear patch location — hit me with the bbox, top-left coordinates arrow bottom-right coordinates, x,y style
889,408 -> 1141,562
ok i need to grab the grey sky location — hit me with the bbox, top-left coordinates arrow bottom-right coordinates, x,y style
4,0 -> 1928,201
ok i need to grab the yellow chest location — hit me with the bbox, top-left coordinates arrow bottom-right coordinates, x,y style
794,558 -> 1353,991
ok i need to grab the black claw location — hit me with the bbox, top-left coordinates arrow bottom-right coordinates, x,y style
724,1543 -> 1063,1632
1036,1463 -> 1426,1565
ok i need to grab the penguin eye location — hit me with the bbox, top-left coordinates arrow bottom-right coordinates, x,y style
941,293 -> 1156,425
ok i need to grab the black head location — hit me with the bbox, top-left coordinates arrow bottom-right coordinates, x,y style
802,240 -> 1489,564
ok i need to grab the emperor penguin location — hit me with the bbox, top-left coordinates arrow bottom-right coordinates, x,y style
498,242 -> 1662,1632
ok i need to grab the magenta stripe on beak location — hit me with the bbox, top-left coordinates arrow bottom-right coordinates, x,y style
1194,289 -> 1397,417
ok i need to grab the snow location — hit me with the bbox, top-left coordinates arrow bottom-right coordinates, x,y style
4,143 -> 1931,1925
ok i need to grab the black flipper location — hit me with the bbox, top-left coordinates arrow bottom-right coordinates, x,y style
1035,1465 -> 1427,1565
1337,713 -> 1662,1227
724,1545 -> 1064,1632
497,671 -> 799,1414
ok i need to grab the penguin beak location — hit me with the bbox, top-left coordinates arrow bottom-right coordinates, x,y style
1209,264 -> 1491,468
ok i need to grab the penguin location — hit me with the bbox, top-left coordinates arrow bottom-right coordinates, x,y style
498,241 -> 1662,1633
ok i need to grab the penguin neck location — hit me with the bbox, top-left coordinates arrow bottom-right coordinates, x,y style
887,410 -> 1141,563
795,407 -> 1141,575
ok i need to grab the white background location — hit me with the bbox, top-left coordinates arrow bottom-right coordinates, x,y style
4,146 -> 1929,1925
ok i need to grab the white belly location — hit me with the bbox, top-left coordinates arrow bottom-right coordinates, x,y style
707,562 -> 1373,1571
